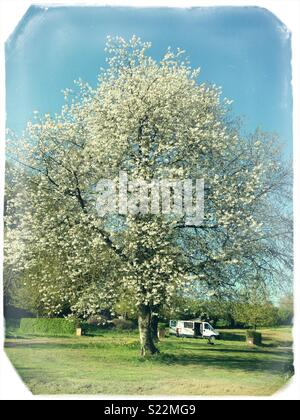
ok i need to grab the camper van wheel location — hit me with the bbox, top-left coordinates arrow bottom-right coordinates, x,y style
208,336 -> 215,345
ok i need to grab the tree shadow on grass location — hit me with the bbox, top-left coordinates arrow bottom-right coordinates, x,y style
180,346 -> 292,358
218,332 -> 245,342
4,340 -> 140,351
153,351 -> 294,376
5,338 -> 294,377
261,339 -> 293,348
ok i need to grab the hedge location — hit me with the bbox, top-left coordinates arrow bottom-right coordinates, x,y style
246,330 -> 262,346
19,318 -> 78,336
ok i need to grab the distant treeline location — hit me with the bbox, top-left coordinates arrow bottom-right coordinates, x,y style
5,292 -> 293,331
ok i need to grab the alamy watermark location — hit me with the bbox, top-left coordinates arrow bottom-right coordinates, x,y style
96,171 -> 204,226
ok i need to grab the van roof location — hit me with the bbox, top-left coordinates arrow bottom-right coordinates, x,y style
179,319 -> 204,322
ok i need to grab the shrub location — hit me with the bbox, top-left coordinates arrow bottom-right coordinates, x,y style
158,322 -> 168,329
215,319 -> 231,328
5,318 -> 20,330
86,315 -> 109,327
80,316 -> 111,335
111,318 -> 136,330
19,318 -> 77,336
246,330 -> 262,346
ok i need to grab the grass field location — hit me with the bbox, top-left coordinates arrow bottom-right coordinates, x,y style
4,326 -> 293,396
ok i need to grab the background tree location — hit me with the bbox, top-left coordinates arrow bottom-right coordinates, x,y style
278,294 -> 293,326
233,302 -> 279,330
5,36 -> 292,355
232,281 -> 279,330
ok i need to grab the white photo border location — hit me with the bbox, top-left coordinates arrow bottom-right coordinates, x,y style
0,0 -> 299,400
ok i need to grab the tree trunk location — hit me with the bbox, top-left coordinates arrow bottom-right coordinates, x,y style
228,314 -> 235,328
138,304 -> 159,356
151,313 -> 159,342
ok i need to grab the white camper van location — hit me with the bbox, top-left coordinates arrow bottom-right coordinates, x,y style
169,319 -> 219,342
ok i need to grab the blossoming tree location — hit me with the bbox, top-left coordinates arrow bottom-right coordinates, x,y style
5,36 -> 292,355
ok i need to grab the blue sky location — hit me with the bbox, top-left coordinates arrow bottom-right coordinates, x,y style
6,6 -> 292,155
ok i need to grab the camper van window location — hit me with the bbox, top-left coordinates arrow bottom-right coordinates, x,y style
184,322 -> 194,329
170,320 -> 177,327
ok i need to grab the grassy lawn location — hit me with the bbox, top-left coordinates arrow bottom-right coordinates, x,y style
4,327 -> 293,396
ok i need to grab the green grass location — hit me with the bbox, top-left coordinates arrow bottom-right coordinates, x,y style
4,327 -> 293,396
